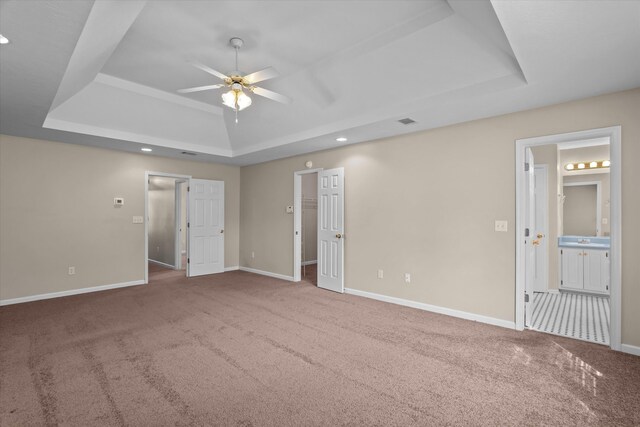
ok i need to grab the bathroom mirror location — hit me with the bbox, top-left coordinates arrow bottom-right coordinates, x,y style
563,182 -> 599,236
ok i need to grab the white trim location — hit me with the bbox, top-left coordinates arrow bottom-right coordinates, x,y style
547,289 -> 560,294
562,180 -> 602,236
345,288 -> 515,330
534,164 -> 549,292
302,260 -> 317,266
515,126 -> 621,352
293,168 -> 323,282
240,267 -> 295,282
620,344 -> 640,357
145,171 -> 192,284
224,266 -> 240,272
0,280 -> 145,306
148,259 -> 176,270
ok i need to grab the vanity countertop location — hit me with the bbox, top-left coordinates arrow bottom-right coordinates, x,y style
558,236 -> 610,249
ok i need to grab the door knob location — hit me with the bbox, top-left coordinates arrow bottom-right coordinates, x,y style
335,233 -> 342,239
537,233 -> 545,239
532,239 -> 540,246
220,229 -> 224,234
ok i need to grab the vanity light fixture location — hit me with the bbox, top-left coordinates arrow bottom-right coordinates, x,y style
564,160 -> 610,171
336,137 -> 348,142
141,147 -> 152,152
0,34 -> 9,45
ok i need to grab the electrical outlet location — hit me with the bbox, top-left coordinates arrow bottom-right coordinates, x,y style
404,273 -> 411,283
377,269 -> 384,279
132,216 -> 144,224
68,266 -> 75,275
495,220 -> 508,232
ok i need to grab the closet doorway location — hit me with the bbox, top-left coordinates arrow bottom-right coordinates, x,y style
293,169 -> 321,284
145,172 -> 191,283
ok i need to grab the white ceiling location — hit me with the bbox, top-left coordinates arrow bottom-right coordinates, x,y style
1,0 -> 639,166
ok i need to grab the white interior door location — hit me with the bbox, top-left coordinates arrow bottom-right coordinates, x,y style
188,179 -> 224,277
317,168 -> 344,293
533,166 -> 548,292
524,148 -> 536,327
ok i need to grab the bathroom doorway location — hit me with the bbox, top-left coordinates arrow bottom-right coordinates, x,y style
515,127 -> 621,350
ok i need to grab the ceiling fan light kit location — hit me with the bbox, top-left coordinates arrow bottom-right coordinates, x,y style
178,37 -> 291,123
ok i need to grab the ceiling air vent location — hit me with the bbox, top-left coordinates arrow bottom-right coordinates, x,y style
181,151 -> 197,156
398,118 -> 416,125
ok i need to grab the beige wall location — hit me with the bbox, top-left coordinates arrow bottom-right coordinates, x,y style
239,88 -> 640,347
148,176 -> 177,266
531,145 -> 560,290
0,135 -> 240,300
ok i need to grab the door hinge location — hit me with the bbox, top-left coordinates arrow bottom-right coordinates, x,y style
606,252 -> 608,258
187,186 -> 190,192
525,293 -> 530,303
560,249 -> 563,255
561,280 -> 563,285
187,222 -> 190,228
187,258 -> 190,264
524,162 -> 530,172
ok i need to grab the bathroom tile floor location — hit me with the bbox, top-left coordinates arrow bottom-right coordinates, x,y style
532,291 -> 610,345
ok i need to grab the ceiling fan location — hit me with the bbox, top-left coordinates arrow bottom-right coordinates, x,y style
178,37 -> 291,122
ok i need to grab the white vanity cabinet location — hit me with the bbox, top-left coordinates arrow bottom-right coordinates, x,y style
560,247 -> 610,294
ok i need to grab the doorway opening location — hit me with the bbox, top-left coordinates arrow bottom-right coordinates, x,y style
294,167 -> 345,293
294,169 -> 321,284
145,172 -> 191,283
515,127 -> 621,350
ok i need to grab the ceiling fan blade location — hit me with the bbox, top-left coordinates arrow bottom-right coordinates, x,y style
251,86 -> 292,104
243,67 -> 279,85
177,84 -> 225,94
191,62 -> 229,81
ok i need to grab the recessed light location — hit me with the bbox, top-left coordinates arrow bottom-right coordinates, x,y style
141,147 -> 152,152
336,137 -> 347,142
0,35 -> 9,45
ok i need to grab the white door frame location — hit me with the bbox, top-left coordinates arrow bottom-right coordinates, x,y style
174,180 -> 187,270
562,181 -> 602,237
515,126 -> 621,351
293,168 -> 323,282
144,171 -> 192,284
533,165 -> 549,292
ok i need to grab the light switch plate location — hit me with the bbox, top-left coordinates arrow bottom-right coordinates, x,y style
495,220 -> 508,232
286,206 -> 294,213
133,216 -> 144,224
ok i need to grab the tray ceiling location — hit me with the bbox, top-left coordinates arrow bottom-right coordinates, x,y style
1,0 -> 639,165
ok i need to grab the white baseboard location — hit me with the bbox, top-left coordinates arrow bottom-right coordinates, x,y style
148,259 -> 176,269
547,289 -> 560,294
0,280 -> 146,306
224,266 -> 239,272
620,344 -> 640,357
344,288 -> 516,330
301,260 -> 317,266
239,267 -> 294,282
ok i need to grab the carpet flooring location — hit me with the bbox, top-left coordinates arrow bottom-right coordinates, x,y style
532,291 -> 610,345
1,268 -> 639,426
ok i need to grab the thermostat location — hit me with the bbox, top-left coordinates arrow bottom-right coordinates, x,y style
114,197 -> 124,207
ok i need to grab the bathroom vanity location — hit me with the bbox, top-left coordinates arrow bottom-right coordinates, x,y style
558,236 -> 610,295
